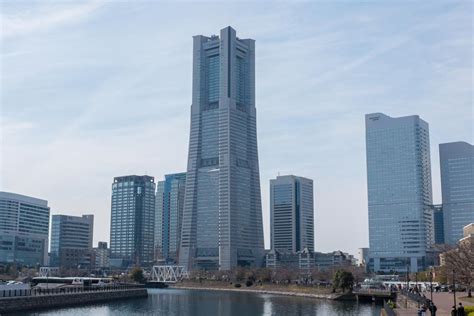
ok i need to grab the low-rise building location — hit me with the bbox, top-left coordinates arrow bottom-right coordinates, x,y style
439,222 -> 474,266
460,223 -> 474,246
314,251 -> 354,270
266,248 -> 314,271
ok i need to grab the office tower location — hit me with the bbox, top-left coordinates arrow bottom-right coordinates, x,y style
432,204 -> 445,244
366,113 -> 433,272
270,175 -> 314,253
179,26 -> 264,271
0,192 -> 50,265
110,175 -> 156,267
94,242 -> 110,269
50,214 -> 94,268
155,172 -> 186,264
440,142 -> 474,244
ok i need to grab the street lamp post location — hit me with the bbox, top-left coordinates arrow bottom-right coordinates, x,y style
415,272 -> 418,293
452,269 -> 456,308
406,265 -> 409,290
415,272 -> 419,308
429,269 -> 434,303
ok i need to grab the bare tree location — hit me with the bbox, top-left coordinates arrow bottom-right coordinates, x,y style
443,241 -> 474,297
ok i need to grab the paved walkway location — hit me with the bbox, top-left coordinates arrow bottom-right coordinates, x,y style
423,292 -> 473,315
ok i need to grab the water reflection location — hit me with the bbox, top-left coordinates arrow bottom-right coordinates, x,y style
18,288 -> 382,316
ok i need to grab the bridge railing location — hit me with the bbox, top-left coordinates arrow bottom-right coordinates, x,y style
0,284 -> 144,298
383,300 -> 396,316
353,288 -> 393,296
400,289 -> 428,305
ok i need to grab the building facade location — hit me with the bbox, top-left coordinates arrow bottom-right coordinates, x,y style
439,142 -> 474,245
93,241 -> 110,269
314,251 -> 354,271
366,113 -> 434,272
155,172 -> 186,264
0,192 -> 50,265
110,175 -> 155,267
179,27 -> 265,271
50,214 -> 94,268
270,175 -> 314,253
357,247 -> 369,267
432,204 -> 445,244
265,248 -> 314,271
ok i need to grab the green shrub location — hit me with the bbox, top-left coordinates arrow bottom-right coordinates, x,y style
465,306 -> 474,313
465,305 -> 474,316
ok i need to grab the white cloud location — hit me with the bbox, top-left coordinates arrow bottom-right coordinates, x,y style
1,1 -> 472,255
1,1 -> 105,39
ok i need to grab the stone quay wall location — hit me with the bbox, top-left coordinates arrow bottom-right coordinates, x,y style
0,288 -> 148,313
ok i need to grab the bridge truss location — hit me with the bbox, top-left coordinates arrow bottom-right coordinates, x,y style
151,265 -> 189,283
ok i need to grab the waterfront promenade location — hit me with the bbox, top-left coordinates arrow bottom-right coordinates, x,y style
431,292 -> 474,315
0,284 -> 147,313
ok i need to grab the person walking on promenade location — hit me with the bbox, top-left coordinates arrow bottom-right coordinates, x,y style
457,302 -> 466,316
451,306 -> 457,316
429,301 -> 437,316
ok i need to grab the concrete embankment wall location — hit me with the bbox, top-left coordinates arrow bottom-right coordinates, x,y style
0,288 -> 148,314
172,285 -> 341,300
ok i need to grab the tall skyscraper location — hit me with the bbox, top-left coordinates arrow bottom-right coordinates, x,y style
50,214 -> 94,268
0,192 -> 50,265
110,175 -> 156,267
179,26 -> 264,271
366,113 -> 433,272
270,175 -> 314,253
155,172 -> 186,264
439,141 -> 474,244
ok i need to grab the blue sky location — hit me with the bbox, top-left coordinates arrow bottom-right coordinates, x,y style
1,0 -> 472,255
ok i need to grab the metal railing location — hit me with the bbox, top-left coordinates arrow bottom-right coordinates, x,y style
383,300 -> 396,316
400,289 -> 429,306
0,284 -> 144,298
353,288 -> 393,295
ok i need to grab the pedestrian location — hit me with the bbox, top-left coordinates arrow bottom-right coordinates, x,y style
451,306 -> 457,316
417,304 -> 428,316
429,301 -> 437,316
457,302 -> 466,316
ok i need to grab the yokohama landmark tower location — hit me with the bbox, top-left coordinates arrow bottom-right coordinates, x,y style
179,27 -> 264,271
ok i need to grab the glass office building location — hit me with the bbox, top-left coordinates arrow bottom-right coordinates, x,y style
366,113 -> 433,272
0,191 -> 50,266
270,175 -> 314,253
155,172 -> 186,264
110,175 -> 155,267
179,27 -> 264,271
50,214 -> 94,268
432,204 -> 445,244
440,142 -> 474,244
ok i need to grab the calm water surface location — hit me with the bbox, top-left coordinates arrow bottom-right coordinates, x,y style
19,289 -> 382,316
